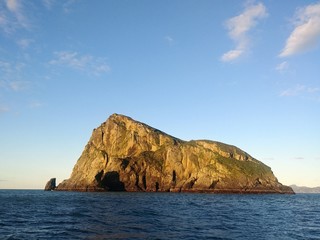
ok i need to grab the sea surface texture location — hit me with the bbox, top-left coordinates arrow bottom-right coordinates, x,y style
0,190 -> 319,239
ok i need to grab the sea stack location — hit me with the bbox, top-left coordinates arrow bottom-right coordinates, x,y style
56,114 -> 294,194
44,178 -> 56,191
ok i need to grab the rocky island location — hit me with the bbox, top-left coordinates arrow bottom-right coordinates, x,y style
55,114 -> 293,194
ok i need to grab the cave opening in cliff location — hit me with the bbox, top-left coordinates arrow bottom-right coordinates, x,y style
142,174 -> 147,190
172,170 -> 177,183
100,171 -> 125,191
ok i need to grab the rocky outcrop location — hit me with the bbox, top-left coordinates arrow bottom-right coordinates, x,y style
56,114 -> 294,194
44,178 -> 56,191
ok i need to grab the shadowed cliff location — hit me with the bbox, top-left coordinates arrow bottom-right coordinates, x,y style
56,114 -> 294,194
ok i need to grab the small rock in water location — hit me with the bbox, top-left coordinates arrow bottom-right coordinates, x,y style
44,178 -> 56,191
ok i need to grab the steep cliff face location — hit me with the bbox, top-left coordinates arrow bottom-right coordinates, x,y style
57,114 -> 293,194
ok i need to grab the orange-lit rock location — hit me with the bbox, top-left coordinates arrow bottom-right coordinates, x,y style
56,114 -> 293,194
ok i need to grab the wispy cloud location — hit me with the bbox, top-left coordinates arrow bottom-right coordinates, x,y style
42,0 -> 77,13
276,61 -> 289,72
8,81 -> 29,91
221,2 -> 267,62
280,84 -> 320,97
279,2 -> 320,57
164,36 -> 174,45
0,60 -> 29,92
0,80 -> 29,92
50,51 -> 111,76
42,0 -> 55,10
17,38 -> 33,49
6,0 -> 19,13
0,105 -> 9,114
0,61 -> 12,74
50,51 -> 91,70
28,101 -> 44,109
63,0 -> 77,14
0,0 -> 30,34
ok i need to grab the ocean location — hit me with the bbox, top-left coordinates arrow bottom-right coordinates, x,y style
0,190 -> 319,239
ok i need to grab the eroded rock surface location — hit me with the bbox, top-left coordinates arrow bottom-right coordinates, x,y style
56,114 -> 293,194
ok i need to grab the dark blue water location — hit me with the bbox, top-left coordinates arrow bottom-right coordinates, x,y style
0,191 -> 320,239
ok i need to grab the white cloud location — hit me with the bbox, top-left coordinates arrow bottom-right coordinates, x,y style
93,64 -> 111,75
280,84 -> 320,97
221,49 -> 243,62
221,2 -> 267,62
280,3 -> 320,57
280,85 -> 305,97
50,51 -> 111,76
50,51 -> 91,70
276,61 -> 289,72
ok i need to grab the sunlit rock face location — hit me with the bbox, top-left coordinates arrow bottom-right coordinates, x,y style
56,114 -> 294,194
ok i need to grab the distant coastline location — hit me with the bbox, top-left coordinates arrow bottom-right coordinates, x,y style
290,185 -> 320,193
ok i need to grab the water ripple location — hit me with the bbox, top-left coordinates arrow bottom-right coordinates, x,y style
1,191 -> 320,239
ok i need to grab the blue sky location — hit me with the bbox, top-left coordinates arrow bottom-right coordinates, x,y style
0,0 -> 320,189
